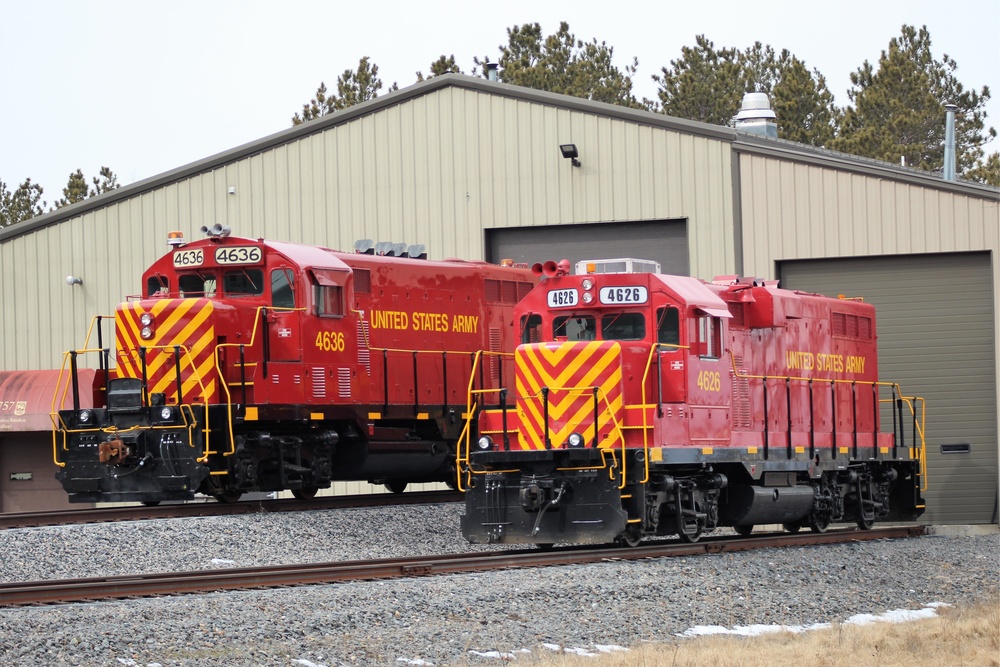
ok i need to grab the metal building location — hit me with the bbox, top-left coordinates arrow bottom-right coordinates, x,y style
1,74 -> 997,521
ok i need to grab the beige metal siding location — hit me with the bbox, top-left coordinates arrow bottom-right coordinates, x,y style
0,86 -> 734,371
779,254 -> 997,524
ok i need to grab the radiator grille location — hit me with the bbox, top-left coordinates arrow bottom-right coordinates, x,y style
354,269 -> 371,294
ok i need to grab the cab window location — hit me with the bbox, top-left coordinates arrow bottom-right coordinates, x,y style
697,314 -> 722,358
224,269 -> 264,297
315,285 -> 343,317
147,275 -> 169,297
554,315 -> 597,341
271,269 -> 295,308
521,314 -> 543,344
178,272 -> 217,298
601,313 -> 645,340
656,307 -> 680,348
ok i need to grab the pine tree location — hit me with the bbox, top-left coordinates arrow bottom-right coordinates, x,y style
292,57 -> 399,125
652,35 -> 743,125
475,22 -> 643,108
416,55 -> 462,82
0,178 -> 46,227
829,24 -> 995,174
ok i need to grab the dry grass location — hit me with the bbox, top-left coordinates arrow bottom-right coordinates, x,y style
457,600 -> 1000,667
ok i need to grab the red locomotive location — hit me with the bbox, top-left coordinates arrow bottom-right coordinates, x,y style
52,226 -> 535,503
459,258 -> 926,545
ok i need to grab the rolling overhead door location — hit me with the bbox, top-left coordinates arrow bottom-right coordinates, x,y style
779,253 -> 997,524
486,220 -> 689,276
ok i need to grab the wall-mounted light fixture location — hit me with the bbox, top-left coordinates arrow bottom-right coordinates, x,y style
227,186 -> 236,195
559,143 -> 581,167
65,275 -> 83,286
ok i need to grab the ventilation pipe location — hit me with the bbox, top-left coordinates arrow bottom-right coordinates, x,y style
943,103 -> 958,181
486,63 -> 499,82
734,92 -> 778,139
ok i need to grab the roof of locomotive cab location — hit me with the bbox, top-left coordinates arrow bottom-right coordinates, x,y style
649,273 -> 733,318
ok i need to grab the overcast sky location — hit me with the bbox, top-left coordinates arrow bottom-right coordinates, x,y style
2,0 -> 997,201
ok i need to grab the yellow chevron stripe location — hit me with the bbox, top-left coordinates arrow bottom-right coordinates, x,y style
514,342 -> 624,450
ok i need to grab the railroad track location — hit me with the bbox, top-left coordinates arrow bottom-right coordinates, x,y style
1,525 -> 925,608
0,490 -> 463,530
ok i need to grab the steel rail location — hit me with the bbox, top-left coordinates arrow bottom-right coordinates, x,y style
0,490 -> 463,530
0,525 -> 925,608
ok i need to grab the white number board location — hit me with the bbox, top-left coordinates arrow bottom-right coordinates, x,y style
215,246 -> 262,265
547,288 -> 579,308
172,248 -> 204,268
599,286 -> 648,305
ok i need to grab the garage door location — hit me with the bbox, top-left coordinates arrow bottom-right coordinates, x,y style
486,220 -> 689,276
779,253 -> 997,524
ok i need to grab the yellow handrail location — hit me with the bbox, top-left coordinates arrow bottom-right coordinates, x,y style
637,342 -> 689,484
724,350 -> 927,490
214,305 -> 304,457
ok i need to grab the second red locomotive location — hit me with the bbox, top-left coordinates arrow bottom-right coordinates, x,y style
459,259 -> 926,545
52,227 -> 535,503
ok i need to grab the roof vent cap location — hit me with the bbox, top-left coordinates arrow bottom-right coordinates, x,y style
735,92 -> 778,139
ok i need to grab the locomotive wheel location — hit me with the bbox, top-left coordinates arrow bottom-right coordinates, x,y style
809,515 -> 830,533
535,543 -> 555,551
292,486 -> 318,500
782,522 -> 802,534
142,501 -> 161,507
856,514 -> 875,530
615,524 -> 642,547
733,525 -> 753,536
677,523 -> 703,543
384,480 -> 408,494
213,492 -> 243,503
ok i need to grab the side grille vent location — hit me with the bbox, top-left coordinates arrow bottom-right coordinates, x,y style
338,368 -> 351,397
732,355 -> 751,429
312,368 -> 327,399
357,319 -> 371,374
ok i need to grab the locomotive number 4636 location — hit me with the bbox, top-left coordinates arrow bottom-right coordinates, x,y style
315,331 -> 345,352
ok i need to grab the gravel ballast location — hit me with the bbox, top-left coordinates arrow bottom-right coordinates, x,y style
1,503 -> 996,667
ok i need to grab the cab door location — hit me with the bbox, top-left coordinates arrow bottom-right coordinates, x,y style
267,267 -> 300,362
687,309 -> 732,444
656,305 -> 686,403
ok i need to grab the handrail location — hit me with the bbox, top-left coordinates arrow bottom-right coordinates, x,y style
724,350 -> 927,488
214,305 -> 304,457
51,342 -> 214,464
459,361 -> 630,489
456,350 -> 516,491
638,342 -> 690,484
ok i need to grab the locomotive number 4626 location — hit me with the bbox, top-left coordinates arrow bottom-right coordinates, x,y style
697,370 -> 722,392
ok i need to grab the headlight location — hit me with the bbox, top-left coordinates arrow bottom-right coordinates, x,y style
567,432 -> 585,448
140,326 -> 154,339
159,406 -> 174,421
139,312 -> 154,326
582,292 -> 594,303
78,409 -> 93,424
581,279 -> 594,290
476,436 -> 493,451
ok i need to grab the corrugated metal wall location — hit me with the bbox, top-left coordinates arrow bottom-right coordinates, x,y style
0,84 -> 735,371
738,149 -> 1000,524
